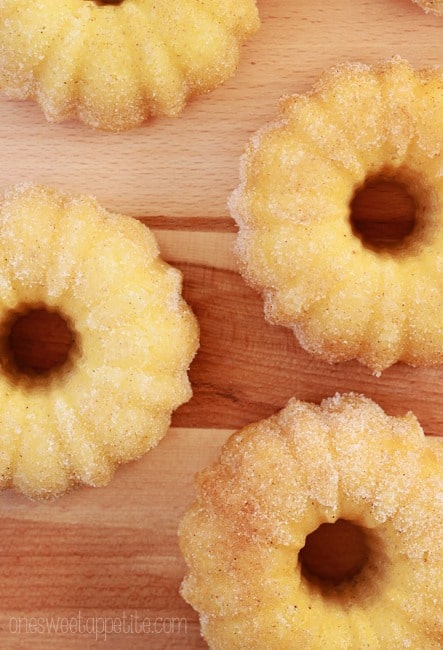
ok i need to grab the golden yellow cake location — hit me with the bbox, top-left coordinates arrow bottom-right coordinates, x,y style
0,184 -> 198,499
180,393 -> 443,649
0,0 -> 259,131
230,57 -> 443,374
413,0 -> 443,13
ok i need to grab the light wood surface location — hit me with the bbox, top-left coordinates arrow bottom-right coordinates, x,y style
0,1 -> 442,648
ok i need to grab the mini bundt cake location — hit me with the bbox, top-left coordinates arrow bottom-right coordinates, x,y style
413,0 -> 443,14
0,0 -> 260,131
180,393 -> 443,649
230,57 -> 443,373
0,184 -> 198,499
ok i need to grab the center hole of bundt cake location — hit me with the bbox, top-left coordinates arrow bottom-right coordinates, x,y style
350,173 -> 418,251
1,306 -> 77,384
299,519 -> 369,589
87,0 -> 125,5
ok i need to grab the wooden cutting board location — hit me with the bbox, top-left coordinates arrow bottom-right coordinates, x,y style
0,1 -> 442,648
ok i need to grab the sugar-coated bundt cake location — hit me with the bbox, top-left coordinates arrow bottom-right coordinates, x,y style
413,0 -> 443,14
0,0 -> 259,131
230,57 -> 443,374
0,184 -> 198,499
180,393 -> 443,650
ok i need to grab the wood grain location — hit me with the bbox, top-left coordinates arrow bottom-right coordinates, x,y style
172,258 -> 443,435
0,0 -> 442,648
0,429 -> 228,650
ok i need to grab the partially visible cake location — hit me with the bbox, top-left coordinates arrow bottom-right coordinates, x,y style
180,394 -> 443,649
0,0 -> 260,131
0,184 -> 198,499
413,0 -> 443,14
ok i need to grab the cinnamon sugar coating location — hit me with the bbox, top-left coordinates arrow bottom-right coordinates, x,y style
179,393 -> 443,649
230,58 -> 443,373
0,0 -> 259,131
0,184 -> 198,499
413,0 -> 443,14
